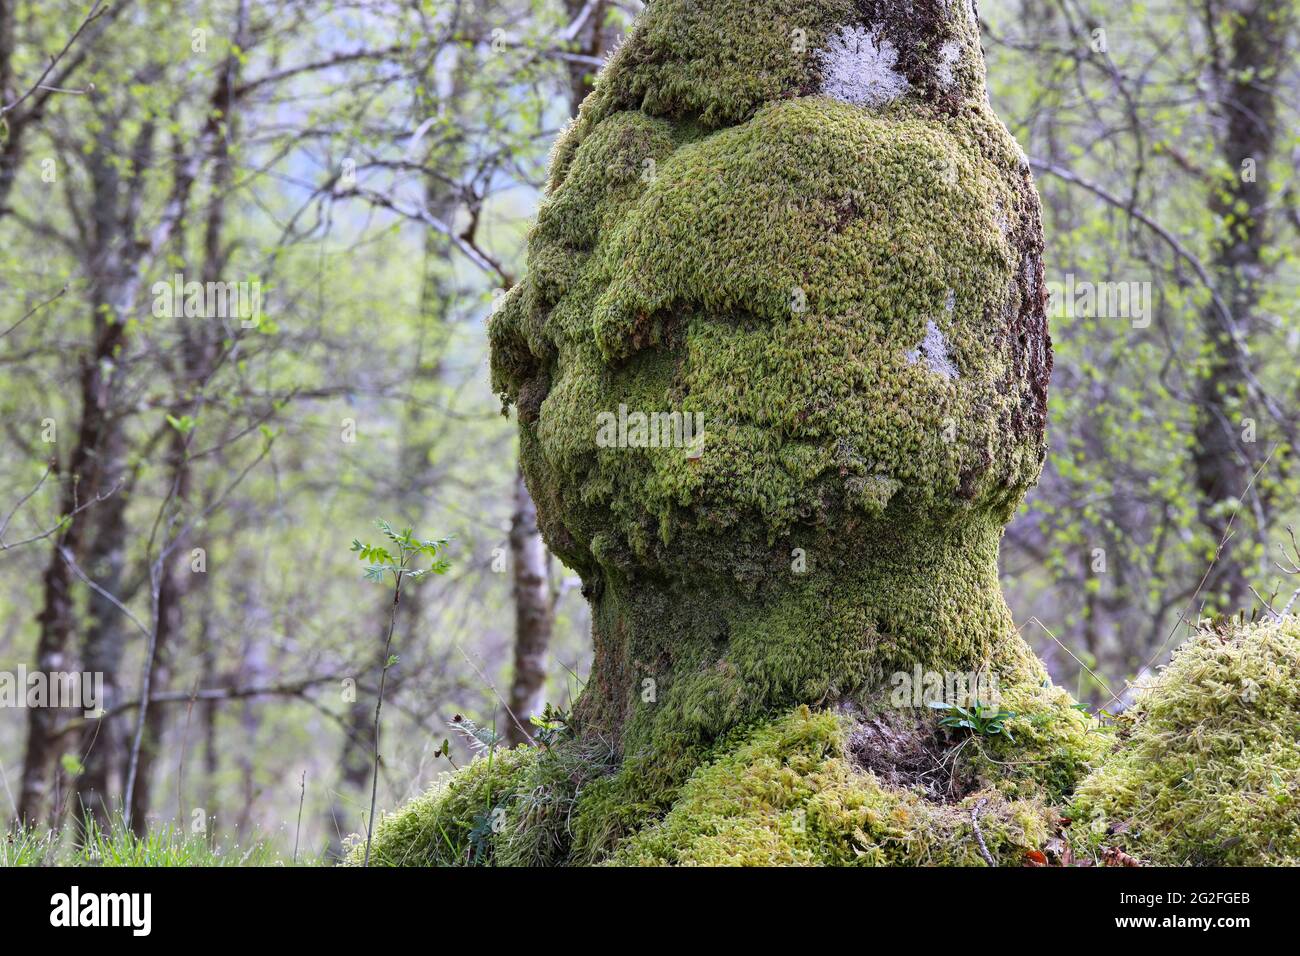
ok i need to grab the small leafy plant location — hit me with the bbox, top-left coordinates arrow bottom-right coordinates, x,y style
928,699 -> 1018,742
528,703 -> 571,748
1070,701 -> 1119,731
351,520 -> 450,866
351,520 -> 450,585
450,713 -> 503,754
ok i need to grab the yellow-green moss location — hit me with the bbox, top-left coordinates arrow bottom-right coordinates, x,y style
610,707 -> 1052,866
495,97 -> 1047,580
347,746 -> 538,866
1069,618 -> 1300,866
958,677 -> 1109,803
353,686 -> 1107,866
442,0 -> 1095,867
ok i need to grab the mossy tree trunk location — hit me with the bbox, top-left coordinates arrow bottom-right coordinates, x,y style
493,0 -> 1051,743
492,0 -> 1056,771
354,1 -> 1300,870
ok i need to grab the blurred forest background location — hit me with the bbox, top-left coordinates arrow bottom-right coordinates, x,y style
0,0 -> 1297,862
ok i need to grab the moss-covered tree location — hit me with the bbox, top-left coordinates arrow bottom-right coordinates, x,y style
492,0 -> 1066,755
354,0 -> 1300,866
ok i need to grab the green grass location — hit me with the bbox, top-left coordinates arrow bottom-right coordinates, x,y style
3,817 -> 291,867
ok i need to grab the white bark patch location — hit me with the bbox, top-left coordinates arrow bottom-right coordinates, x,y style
992,199 -> 1010,237
817,26 -> 910,108
906,319 -> 959,380
936,39 -> 962,89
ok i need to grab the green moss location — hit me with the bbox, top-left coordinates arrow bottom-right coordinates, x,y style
451,0 -> 1096,867
496,97 -> 1046,576
610,706 -> 1053,866
492,90 -> 1054,751
974,679 -> 1109,803
353,681 -> 1107,867
489,2 -> 1052,689
1069,618 -> 1300,866
364,2 -> 1297,868
346,747 -> 538,867
560,0 -> 992,137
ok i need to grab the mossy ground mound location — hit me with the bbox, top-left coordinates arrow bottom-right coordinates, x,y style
352,684 -> 1107,867
352,618 -> 1300,866
608,707 -> 1053,867
1069,618 -> 1300,866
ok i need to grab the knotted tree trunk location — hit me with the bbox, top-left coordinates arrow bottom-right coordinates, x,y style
355,0 -> 1300,868
491,0 -> 1053,758
365,0 -> 1097,866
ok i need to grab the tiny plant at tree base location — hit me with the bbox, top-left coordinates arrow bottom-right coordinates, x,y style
928,699 -> 1018,742
529,703 -> 571,748
350,519 -> 450,866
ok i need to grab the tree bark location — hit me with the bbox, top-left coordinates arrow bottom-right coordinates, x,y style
127,0 -> 247,835
504,467 -> 553,745
1191,0 -> 1295,612
72,428 -> 131,831
18,165 -> 135,825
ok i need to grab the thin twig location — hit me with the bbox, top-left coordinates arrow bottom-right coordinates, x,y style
364,573 -> 403,867
58,545 -> 150,638
1023,617 -> 1118,702
1,2 -> 108,117
0,479 -> 121,553
294,771 -> 306,865
0,465 -> 52,543
1248,586 -> 1282,620
0,286 -> 67,339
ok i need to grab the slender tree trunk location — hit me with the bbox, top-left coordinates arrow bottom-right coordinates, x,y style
73,429 -> 131,830
0,0 -> 13,109
128,444 -> 185,835
18,275 -> 130,826
1192,0 -> 1295,612
198,589 -> 219,841
128,0 -> 246,835
504,467 -> 553,745
21,85 -> 165,824
231,617 -> 268,837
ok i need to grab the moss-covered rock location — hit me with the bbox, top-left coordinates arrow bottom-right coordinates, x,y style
1069,618 -> 1300,866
